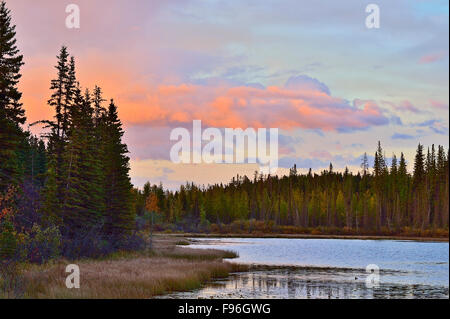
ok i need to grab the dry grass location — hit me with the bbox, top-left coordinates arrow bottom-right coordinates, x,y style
163,247 -> 239,260
175,240 -> 190,246
15,235 -> 246,299
22,257 -> 245,299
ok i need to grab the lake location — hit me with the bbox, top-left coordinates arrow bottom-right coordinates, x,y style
161,237 -> 449,299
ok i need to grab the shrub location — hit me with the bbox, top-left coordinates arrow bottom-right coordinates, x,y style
22,224 -> 62,264
0,220 -> 17,260
0,186 -> 19,261
117,232 -> 147,251
62,230 -> 114,260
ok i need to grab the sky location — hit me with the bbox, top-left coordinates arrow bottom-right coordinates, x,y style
6,0 -> 449,190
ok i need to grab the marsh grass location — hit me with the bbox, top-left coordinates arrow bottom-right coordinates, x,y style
175,240 -> 190,246
22,257 -> 245,298
14,235 -> 246,299
163,247 -> 239,260
0,261 -> 25,299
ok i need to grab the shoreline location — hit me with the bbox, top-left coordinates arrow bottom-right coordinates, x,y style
166,232 -> 449,242
6,234 -> 448,299
4,235 -> 247,299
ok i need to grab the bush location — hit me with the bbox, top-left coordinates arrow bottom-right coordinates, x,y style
135,215 -> 147,231
0,220 -> 18,260
62,230 -> 115,260
61,228 -> 148,260
117,232 -> 147,251
21,224 -> 62,264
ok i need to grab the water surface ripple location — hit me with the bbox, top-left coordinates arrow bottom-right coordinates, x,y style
162,238 -> 449,299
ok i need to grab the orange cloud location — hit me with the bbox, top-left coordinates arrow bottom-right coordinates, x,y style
19,49 -> 389,134
111,83 -> 389,131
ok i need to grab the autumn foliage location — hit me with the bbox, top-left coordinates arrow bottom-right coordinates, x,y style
0,186 -> 16,222
146,193 -> 159,214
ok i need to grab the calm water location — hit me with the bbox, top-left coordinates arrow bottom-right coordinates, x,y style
162,238 -> 449,299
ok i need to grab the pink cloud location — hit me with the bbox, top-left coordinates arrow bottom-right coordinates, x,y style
419,51 -> 448,64
310,150 -> 333,160
430,100 -> 448,110
115,83 -> 389,131
395,100 -> 421,113
20,51 -> 389,135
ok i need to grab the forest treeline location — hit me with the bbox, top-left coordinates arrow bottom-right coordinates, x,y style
1,1 -> 141,263
135,142 -> 449,237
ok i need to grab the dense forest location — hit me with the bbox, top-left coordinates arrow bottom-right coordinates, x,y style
0,0 -> 448,269
134,142 -> 449,237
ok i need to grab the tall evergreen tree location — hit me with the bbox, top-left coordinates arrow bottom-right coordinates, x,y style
42,47 -> 76,225
102,99 -> 134,238
373,141 -> 387,177
391,154 -> 398,176
59,85 -> 106,236
0,1 -> 25,191
399,153 -> 407,177
413,143 -> 425,189
92,85 -> 106,123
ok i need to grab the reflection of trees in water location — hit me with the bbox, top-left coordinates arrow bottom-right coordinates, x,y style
223,271 -> 448,299
159,269 -> 448,299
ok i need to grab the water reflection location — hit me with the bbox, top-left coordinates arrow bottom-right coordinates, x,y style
160,238 -> 448,299
185,237 -> 449,288
162,268 -> 449,299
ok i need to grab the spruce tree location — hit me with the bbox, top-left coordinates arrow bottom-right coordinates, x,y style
413,143 -> 425,189
102,99 -> 134,239
42,47 -> 75,225
391,154 -> 398,176
0,1 -> 25,191
0,1 -> 24,123
93,85 -> 106,123
62,86 -> 104,236
399,153 -> 407,177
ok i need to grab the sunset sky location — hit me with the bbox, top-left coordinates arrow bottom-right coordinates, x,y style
6,0 -> 449,189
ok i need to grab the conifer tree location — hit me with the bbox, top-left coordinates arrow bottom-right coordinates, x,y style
0,1 -> 25,191
61,86 -> 103,235
391,154 -> 398,176
42,47 -> 76,225
102,99 -> 134,238
399,153 -> 407,177
413,143 -> 425,190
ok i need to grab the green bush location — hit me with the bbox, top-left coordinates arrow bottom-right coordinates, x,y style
0,220 -> 18,260
22,224 -> 62,264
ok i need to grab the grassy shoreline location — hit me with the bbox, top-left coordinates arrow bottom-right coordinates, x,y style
4,232 -> 447,298
165,232 -> 449,242
4,235 -> 247,299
